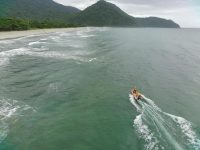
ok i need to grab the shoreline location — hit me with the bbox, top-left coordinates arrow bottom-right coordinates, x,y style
1,27 -> 197,41
0,28 -> 79,40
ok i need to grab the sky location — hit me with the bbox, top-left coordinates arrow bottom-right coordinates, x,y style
53,0 -> 200,28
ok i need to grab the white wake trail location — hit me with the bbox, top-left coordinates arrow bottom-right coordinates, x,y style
129,94 -> 200,150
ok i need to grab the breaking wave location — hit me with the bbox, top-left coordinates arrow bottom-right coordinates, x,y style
0,98 -> 35,143
0,47 -> 96,63
28,41 -> 46,46
129,94 -> 200,150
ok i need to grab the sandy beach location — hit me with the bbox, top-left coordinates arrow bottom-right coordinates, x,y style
0,28 -> 78,40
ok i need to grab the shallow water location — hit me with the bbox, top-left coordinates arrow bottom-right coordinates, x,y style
0,27 -> 200,150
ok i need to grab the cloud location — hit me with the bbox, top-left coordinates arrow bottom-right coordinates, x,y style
53,0 -> 200,27
54,0 -> 97,10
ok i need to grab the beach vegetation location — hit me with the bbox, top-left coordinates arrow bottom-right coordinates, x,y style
0,18 -> 79,31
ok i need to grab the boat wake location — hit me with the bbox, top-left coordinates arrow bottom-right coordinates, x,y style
129,94 -> 200,150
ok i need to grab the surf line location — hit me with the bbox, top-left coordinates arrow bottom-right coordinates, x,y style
129,94 -> 200,150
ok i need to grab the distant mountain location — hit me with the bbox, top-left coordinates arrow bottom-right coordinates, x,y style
70,0 -> 136,26
0,0 -> 180,28
135,17 -> 180,28
70,0 -> 180,28
0,0 -> 80,21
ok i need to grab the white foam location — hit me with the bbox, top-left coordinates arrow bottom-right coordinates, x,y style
130,94 -> 200,150
80,35 -> 95,38
0,99 -> 35,119
166,113 -> 200,149
31,51 -> 89,62
28,41 -> 46,46
134,114 -> 160,150
142,95 -> 161,111
0,34 -> 39,44
0,98 -> 35,143
0,47 -> 92,63
75,29 -> 96,38
129,94 -> 141,112
0,57 -> 9,67
67,44 -> 83,48
0,101 -> 19,119
0,40 -> 14,44
49,36 -> 61,41
0,47 -> 29,57
40,38 -> 47,41
58,33 -> 70,37
88,58 -> 97,62
0,121 -> 8,143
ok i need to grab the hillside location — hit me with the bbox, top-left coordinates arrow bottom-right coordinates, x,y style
0,0 -> 80,21
135,17 -> 180,28
70,0 -> 136,26
0,0 -> 180,29
70,0 -> 180,28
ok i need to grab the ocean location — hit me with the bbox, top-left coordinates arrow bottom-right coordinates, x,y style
0,27 -> 200,150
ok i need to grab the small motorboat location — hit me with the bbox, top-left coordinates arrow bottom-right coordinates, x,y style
131,88 -> 143,101
133,93 -> 142,100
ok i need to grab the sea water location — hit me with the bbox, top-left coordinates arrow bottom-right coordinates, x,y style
0,27 -> 200,150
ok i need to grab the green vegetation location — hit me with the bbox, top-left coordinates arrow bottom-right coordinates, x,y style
0,18 -> 30,31
70,0 -> 179,28
0,0 -> 80,21
0,0 -> 180,31
135,17 -> 180,28
29,20 -> 80,29
0,18 -> 79,31
70,0 -> 136,26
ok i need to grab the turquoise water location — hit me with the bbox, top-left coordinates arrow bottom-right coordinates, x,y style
0,27 -> 200,150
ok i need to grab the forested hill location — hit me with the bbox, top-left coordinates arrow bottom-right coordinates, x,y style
135,17 -> 180,28
70,0 -> 180,28
70,0 -> 136,27
0,0 -> 180,30
0,0 -> 80,21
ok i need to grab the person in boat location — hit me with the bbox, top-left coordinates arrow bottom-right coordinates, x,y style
131,88 -> 142,100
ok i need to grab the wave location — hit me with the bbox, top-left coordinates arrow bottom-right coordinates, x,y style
28,41 -> 46,46
58,32 -> 71,37
129,94 -> 200,150
88,58 -> 97,62
0,40 -> 14,44
79,34 -> 96,38
0,34 -> 40,44
0,48 -> 29,57
0,98 -> 35,143
0,47 -> 96,64
40,38 -> 47,41
75,29 -> 96,38
48,36 -> 61,41
0,58 -> 9,67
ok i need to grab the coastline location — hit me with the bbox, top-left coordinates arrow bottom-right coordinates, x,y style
0,28 -> 79,40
